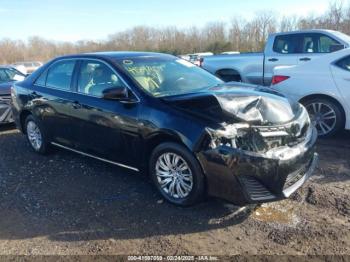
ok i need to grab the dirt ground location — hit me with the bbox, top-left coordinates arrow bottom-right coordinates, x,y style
0,124 -> 349,256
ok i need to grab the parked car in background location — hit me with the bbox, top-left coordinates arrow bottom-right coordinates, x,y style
178,54 -> 191,61
12,52 -> 317,206
272,48 -> 350,137
12,61 -> 43,74
201,30 -> 350,84
188,52 -> 213,66
221,51 -> 240,55
0,66 -> 26,124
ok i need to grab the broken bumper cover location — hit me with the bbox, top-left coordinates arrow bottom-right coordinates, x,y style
197,126 -> 318,205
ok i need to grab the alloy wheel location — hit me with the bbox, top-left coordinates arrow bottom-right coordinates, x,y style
155,152 -> 193,199
306,102 -> 337,136
26,121 -> 43,151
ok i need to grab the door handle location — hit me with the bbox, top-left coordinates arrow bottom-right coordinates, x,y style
299,57 -> 311,61
268,58 -> 279,62
72,101 -> 82,109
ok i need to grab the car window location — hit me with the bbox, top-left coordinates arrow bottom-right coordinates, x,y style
300,33 -> 341,53
35,69 -> 48,86
335,56 -> 350,72
319,35 -> 341,53
301,35 -> 315,53
273,35 -> 299,54
46,60 -> 75,90
0,68 -> 25,83
77,60 -> 124,97
0,69 -> 10,82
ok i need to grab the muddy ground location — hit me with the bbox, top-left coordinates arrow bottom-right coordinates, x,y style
0,124 -> 349,256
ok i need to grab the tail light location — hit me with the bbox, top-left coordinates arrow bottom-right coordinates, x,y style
272,75 -> 290,85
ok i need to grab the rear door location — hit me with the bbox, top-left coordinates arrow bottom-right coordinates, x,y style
264,34 -> 300,85
31,59 -> 78,146
331,55 -> 350,116
297,33 -> 342,64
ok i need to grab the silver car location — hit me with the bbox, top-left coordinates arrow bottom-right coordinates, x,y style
0,66 -> 25,124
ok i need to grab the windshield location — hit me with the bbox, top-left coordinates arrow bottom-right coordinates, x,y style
116,57 -> 223,97
0,68 -> 25,83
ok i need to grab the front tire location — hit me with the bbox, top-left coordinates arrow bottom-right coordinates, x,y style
25,115 -> 50,154
149,142 -> 205,206
303,98 -> 344,137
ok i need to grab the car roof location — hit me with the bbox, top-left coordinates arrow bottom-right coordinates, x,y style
58,51 -> 174,60
271,29 -> 339,36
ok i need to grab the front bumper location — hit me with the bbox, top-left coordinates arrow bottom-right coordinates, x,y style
197,127 -> 318,205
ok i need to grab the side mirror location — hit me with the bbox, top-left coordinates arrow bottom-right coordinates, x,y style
102,86 -> 128,100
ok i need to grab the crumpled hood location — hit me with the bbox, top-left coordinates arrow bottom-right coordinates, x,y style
162,83 -> 301,125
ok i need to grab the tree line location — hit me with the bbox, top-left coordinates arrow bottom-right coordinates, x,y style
1,1 -> 349,64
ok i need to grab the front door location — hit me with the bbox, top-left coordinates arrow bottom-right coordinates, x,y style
297,33 -> 342,65
69,59 -> 141,167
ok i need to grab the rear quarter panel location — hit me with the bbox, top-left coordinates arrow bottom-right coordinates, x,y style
273,66 -> 346,115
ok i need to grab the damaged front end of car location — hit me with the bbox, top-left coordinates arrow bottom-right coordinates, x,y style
195,93 -> 318,205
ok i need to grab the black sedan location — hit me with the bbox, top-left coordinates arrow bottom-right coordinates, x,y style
11,52 -> 318,206
0,66 -> 26,124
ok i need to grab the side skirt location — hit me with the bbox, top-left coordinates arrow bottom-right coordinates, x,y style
51,142 -> 140,172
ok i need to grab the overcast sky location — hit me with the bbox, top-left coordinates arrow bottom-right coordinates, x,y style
0,0 -> 334,42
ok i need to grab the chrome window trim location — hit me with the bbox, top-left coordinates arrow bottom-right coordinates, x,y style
51,142 -> 139,172
34,57 -> 141,102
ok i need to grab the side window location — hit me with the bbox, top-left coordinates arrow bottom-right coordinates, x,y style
319,35 -> 341,53
300,34 -> 341,53
77,60 -> 123,97
35,70 -> 48,86
0,69 -> 9,82
46,60 -> 75,90
273,35 -> 298,54
335,56 -> 350,72
301,35 -> 315,53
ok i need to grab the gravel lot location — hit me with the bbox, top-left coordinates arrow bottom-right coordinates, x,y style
0,124 -> 349,256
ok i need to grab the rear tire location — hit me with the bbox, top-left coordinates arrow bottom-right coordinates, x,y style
24,115 -> 50,154
303,98 -> 344,137
149,142 -> 205,206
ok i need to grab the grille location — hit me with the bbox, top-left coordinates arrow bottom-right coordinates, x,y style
0,95 -> 11,105
240,176 -> 276,201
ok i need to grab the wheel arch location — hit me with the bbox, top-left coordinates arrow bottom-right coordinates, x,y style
299,94 -> 346,124
144,131 -> 190,159
142,130 -> 202,173
215,68 -> 242,82
19,110 -> 32,133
